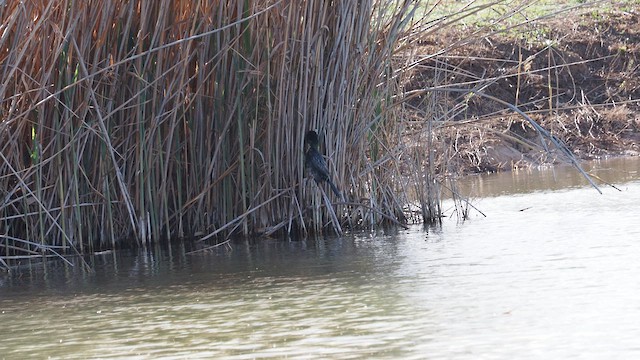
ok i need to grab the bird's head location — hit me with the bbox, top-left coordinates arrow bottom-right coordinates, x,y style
304,130 -> 320,147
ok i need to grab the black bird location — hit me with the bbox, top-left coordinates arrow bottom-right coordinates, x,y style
304,130 -> 341,197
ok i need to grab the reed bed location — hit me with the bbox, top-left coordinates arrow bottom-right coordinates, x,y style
0,0 -> 597,268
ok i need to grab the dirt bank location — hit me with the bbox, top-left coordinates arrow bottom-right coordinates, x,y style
407,8 -> 640,174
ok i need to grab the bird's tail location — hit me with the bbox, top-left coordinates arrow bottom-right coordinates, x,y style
327,179 -> 342,200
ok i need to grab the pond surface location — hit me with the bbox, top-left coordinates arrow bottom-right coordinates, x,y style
1,157 -> 639,359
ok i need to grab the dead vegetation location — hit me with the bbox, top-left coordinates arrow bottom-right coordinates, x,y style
405,7 -> 640,174
1,1 -> 442,266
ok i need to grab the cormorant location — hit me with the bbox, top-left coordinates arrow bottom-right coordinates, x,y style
304,130 -> 341,197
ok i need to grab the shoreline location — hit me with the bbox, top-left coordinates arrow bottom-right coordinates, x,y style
407,8 -> 640,175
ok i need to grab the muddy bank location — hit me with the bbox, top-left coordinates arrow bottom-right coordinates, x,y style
408,9 -> 640,174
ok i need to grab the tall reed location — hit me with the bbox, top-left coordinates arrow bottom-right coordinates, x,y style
0,1 -> 422,254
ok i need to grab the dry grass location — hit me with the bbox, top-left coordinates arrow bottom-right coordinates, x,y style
404,3 -> 640,175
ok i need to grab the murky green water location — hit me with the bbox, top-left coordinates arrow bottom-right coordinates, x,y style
1,158 -> 639,359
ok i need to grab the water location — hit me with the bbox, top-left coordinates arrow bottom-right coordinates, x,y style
1,158 -> 639,359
